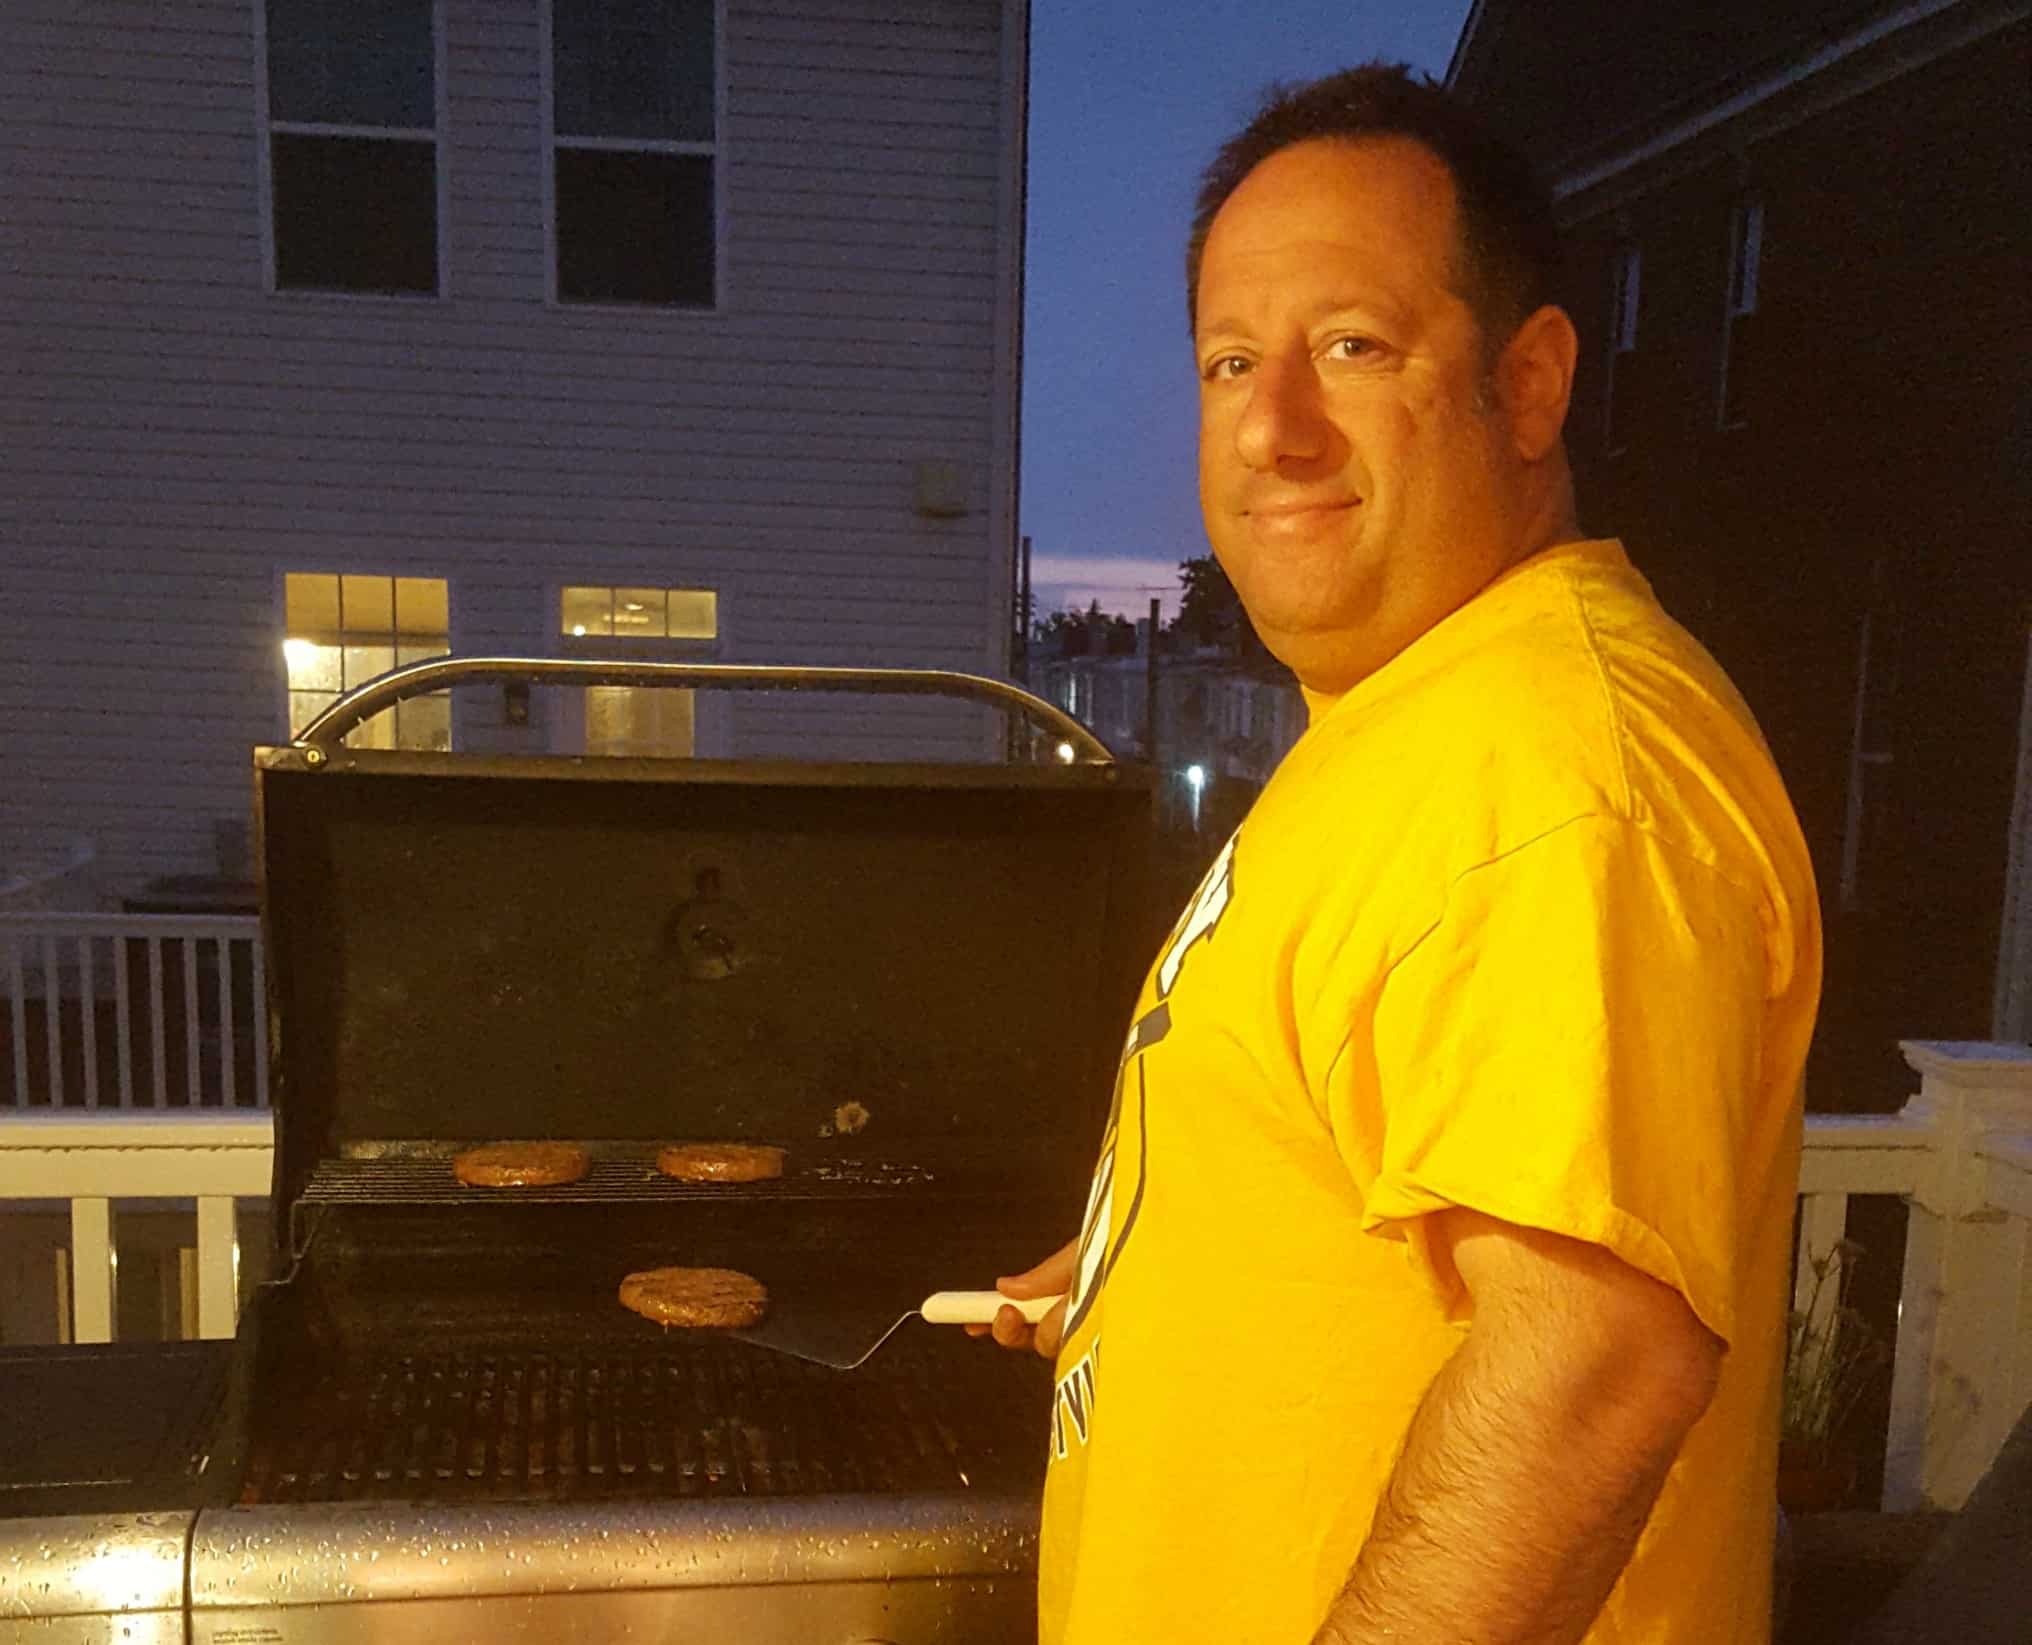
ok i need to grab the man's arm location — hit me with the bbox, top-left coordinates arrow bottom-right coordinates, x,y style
1315,1208 -> 1724,1645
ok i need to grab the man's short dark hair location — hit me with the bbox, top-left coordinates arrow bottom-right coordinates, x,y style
1186,62 -> 1560,355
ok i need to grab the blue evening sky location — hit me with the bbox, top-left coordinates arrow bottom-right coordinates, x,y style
1021,0 -> 1471,620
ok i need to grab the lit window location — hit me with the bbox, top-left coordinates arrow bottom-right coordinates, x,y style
261,0 -> 441,295
284,573 -> 450,748
584,684 -> 696,757
558,583 -> 716,757
559,585 -> 717,639
1718,197 -> 1764,430
549,0 -> 717,306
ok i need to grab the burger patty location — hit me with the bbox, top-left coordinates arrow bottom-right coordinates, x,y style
619,1266 -> 769,1329
654,1142 -> 787,1184
451,1141 -> 591,1188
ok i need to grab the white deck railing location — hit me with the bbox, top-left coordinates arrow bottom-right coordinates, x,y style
1,913 -> 267,1110
0,1014 -> 2027,1510
0,1109 -> 272,1340
1789,1042 -> 2032,1511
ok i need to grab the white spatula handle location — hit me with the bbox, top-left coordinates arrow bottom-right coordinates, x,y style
921,1291 -> 1062,1326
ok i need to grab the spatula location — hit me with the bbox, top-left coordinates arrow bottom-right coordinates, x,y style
733,1282 -> 1062,1371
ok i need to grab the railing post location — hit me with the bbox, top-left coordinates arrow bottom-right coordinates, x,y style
195,1194 -> 239,1339
67,1196 -> 115,1344
1884,1040 -> 2032,1510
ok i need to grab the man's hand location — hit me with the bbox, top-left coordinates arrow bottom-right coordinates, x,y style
965,1237 -> 1075,1359
1316,1208 -> 1724,1645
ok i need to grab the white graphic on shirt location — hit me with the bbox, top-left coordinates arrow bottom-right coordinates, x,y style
1051,834 -> 1239,1465
1157,833 -> 1237,997
1052,1339 -> 1101,1459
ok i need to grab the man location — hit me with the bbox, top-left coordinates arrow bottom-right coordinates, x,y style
979,65 -> 1822,1645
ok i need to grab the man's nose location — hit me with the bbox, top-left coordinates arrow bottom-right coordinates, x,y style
1233,350 -> 1330,472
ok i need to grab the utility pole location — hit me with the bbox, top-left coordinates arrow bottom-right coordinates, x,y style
1145,595 -> 1161,767
1014,535 -> 1033,685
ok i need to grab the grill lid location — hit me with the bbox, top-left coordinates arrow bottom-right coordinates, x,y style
254,738 -> 1152,1239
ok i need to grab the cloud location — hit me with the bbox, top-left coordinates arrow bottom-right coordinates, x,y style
1027,553 -> 1185,620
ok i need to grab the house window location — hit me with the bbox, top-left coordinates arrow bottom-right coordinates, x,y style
547,0 -> 718,306
1718,197 -> 1764,430
558,584 -> 716,757
259,0 -> 443,295
284,573 -> 451,748
1839,598 -> 1900,914
1603,244 -> 1641,452
560,585 -> 718,639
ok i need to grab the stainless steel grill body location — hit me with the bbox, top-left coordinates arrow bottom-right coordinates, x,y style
188,1496 -> 1037,1644
0,1501 -> 1038,1644
0,1512 -> 190,1645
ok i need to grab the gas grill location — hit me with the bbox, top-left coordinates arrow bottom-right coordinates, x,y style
0,663 -> 1152,1645
210,662 -> 1162,1640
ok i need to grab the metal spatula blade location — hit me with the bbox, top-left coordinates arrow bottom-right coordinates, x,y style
733,1288 -> 1061,1371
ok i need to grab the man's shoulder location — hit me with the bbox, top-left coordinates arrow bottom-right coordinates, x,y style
1286,540 -> 1793,879
1302,546 -> 1638,791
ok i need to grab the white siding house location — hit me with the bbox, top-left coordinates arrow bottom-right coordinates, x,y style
1,0 -> 1029,902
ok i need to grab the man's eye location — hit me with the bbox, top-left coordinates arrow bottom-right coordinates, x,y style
1203,355 -> 1252,381
1325,336 -> 1377,361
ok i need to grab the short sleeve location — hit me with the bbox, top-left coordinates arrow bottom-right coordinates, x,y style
1345,815 -> 1768,1345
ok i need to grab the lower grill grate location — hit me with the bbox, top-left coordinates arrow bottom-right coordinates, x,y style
241,1335 -> 1043,1505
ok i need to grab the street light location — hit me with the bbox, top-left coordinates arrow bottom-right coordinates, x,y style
1185,763 -> 1206,830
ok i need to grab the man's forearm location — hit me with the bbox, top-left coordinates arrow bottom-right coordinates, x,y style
1312,1311 -> 1699,1645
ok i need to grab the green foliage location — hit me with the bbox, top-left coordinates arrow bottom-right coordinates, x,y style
1173,555 -> 1242,648
1170,556 -> 1282,673
1033,599 -> 1138,658
1783,1239 -> 1890,1462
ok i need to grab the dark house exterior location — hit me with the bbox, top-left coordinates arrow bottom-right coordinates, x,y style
1452,0 -> 2031,1110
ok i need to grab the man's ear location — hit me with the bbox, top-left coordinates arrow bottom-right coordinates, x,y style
1497,304 -> 1578,462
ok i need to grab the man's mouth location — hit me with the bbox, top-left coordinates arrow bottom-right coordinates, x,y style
1245,498 -> 1360,530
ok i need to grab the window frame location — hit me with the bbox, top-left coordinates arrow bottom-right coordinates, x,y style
548,578 -> 729,757
253,0 -> 451,301
276,568 -> 459,749
1716,196 -> 1765,432
557,583 -> 723,643
539,0 -> 729,311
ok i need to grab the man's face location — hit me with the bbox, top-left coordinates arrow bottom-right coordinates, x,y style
1194,137 -> 1532,696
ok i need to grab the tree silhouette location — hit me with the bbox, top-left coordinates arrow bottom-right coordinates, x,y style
1033,599 -> 1139,658
1171,556 -> 1278,669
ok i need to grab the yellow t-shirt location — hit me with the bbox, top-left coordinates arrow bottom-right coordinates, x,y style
1037,539 -> 1822,1644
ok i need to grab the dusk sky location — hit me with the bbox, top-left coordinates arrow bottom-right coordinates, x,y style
1021,0 -> 1471,620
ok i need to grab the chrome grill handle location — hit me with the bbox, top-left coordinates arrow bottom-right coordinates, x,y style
291,656 -> 1112,764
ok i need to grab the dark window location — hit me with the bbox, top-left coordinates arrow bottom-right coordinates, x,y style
272,134 -> 437,294
263,0 -> 439,295
267,0 -> 434,126
554,0 -> 714,142
1718,198 -> 1765,430
555,150 -> 713,305
1603,245 -> 1641,453
551,0 -> 717,307
1727,198 -> 1764,318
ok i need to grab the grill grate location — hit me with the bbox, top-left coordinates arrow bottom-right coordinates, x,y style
240,1335 -> 1042,1505
299,1151 -> 945,1210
